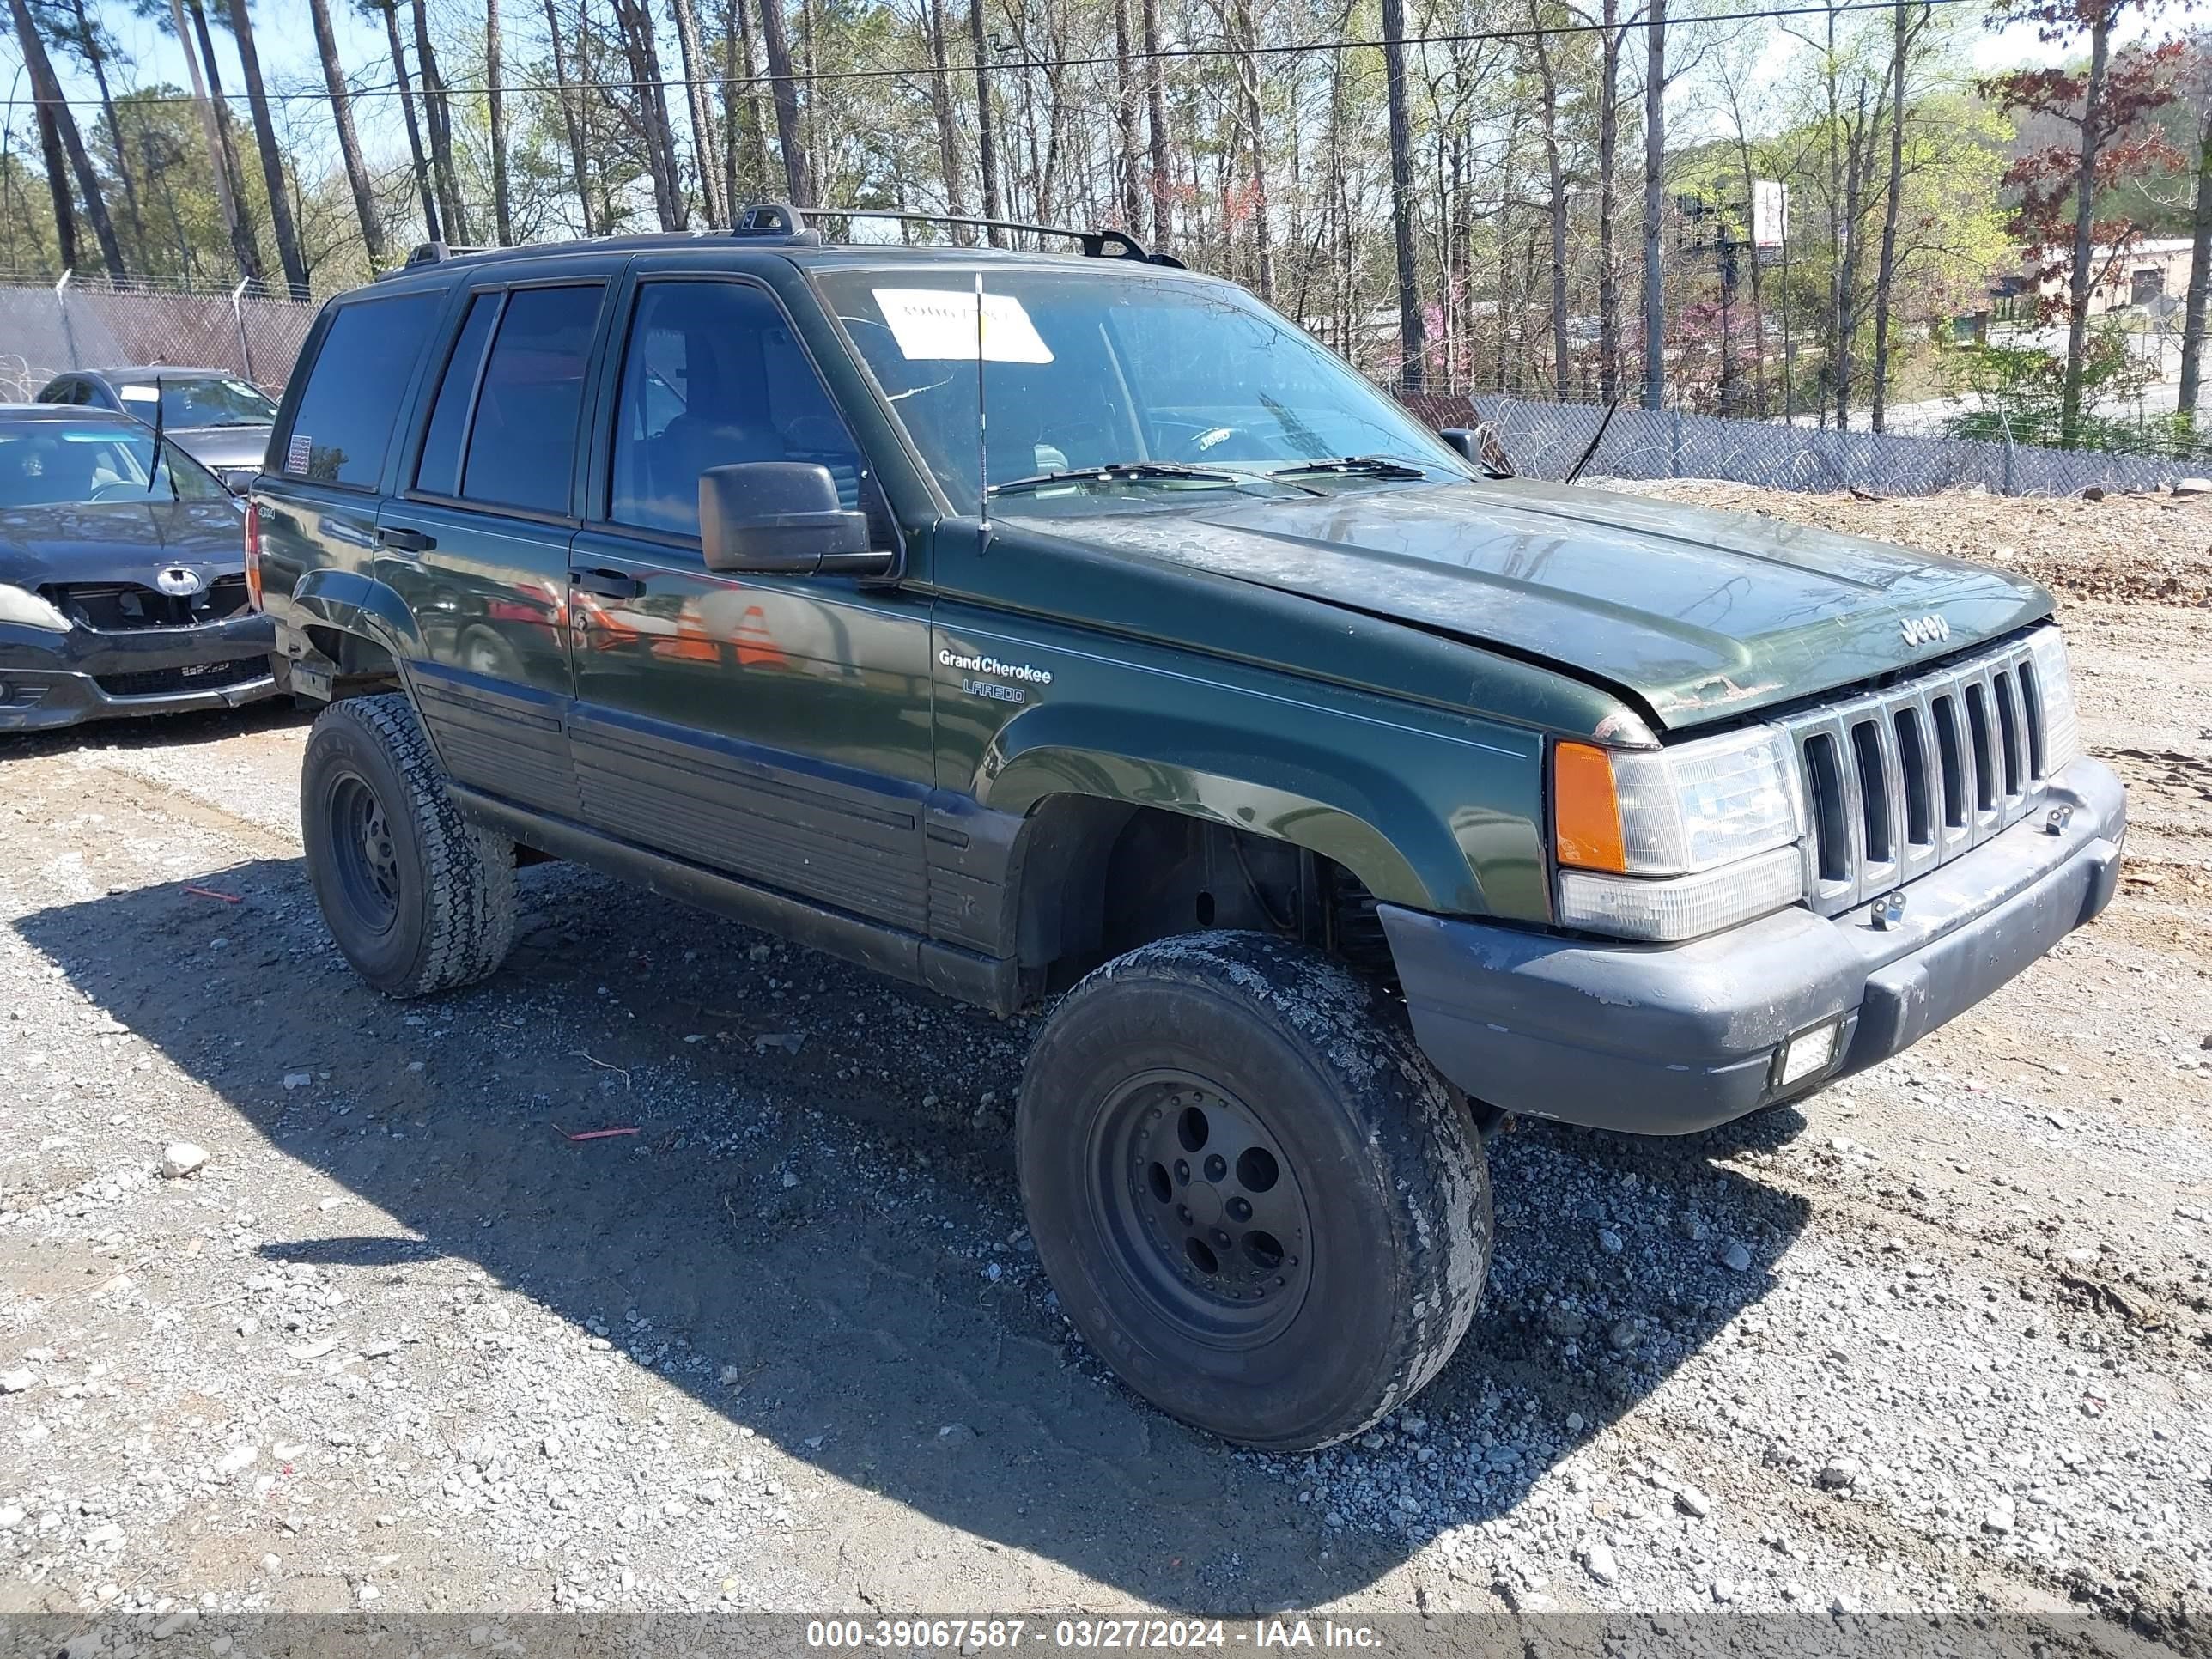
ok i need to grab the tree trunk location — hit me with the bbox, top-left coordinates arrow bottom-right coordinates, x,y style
33,103 -> 78,272
671,0 -> 726,226
611,0 -> 686,228
378,0 -> 442,243
64,0 -> 148,259
541,0 -> 596,234
1230,0 -> 1273,300
484,0 -> 514,242
1834,93 -> 1870,428
224,0 -> 309,295
309,0 -> 386,264
2180,110 -> 2212,422
170,0 -> 258,280
1534,22 -> 1571,397
9,0 -> 125,279
1640,0 -> 1665,409
412,0 -> 474,243
1596,0 -> 1622,402
927,0 -> 971,236
1869,0 -> 1912,431
728,0 -> 770,205
1381,0 -> 1423,391
969,0 -> 1004,243
1112,0 -> 1142,230
757,0 -> 813,203
1141,0 -> 1170,251
2062,15 -> 2111,447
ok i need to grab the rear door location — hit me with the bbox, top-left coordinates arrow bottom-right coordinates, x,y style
377,267 -> 616,821
255,287 -> 447,648
564,256 -> 936,929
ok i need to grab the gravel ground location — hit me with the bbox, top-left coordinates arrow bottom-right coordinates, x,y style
2,486 -> 2209,1643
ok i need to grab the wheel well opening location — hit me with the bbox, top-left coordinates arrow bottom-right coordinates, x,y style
301,626 -> 402,697
1013,800 -> 1392,994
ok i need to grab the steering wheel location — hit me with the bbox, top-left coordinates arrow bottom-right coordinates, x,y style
88,479 -> 147,502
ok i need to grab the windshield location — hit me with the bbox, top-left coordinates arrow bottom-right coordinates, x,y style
118,375 -> 277,428
0,422 -> 232,507
813,267 -> 1468,513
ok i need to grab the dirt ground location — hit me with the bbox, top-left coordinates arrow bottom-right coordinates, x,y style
2,483 -> 2209,1642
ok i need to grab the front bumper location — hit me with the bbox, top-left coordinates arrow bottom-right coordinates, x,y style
0,614 -> 278,732
1382,757 -> 2127,1136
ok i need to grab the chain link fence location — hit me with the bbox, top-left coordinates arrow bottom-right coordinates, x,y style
1401,391 -> 2193,498
0,276 -> 319,402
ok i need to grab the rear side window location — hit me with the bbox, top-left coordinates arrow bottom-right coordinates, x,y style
282,291 -> 440,488
415,293 -> 501,498
453,283 -> 602,515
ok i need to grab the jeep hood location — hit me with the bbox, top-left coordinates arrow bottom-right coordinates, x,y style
1059,479 -> 2052,729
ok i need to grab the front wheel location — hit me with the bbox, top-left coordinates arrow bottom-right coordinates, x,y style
301,692 -> 516,998
1017,932 -> 1492,1451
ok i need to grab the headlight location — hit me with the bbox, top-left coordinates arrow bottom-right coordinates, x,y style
0,582 -> 71,631
1553,726 -> 1805,941
2025,626 -> 2079,775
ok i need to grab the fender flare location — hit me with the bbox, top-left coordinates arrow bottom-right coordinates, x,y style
287,567 -> 427,665
976,701 -> 1483,915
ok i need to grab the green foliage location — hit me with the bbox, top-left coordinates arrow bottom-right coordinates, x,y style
1938,319 -> 2194,452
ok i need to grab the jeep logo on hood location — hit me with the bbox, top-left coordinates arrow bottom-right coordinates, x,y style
1900,614 -> 1950,647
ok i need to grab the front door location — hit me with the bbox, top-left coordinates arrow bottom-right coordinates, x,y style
379,277 -> 611,821
565,267 -> 936,932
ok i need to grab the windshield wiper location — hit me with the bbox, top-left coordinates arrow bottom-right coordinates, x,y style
987,461 -> 1241,498
1269,454 -> 1434,482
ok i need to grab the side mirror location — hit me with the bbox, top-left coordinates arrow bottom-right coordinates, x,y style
698,461 -> 892,578
1438,428 -> 1476,462
219,467 -> 257,495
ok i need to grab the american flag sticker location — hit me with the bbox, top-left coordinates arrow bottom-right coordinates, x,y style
286,433 -> 313,473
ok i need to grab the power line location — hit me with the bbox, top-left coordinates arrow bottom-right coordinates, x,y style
1,0 -> 1968,114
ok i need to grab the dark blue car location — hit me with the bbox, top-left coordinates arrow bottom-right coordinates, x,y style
0,404 -> 275,732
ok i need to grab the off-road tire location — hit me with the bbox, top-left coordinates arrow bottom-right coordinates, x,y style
301,692 -> 516,998
1017,931 -> 1492,1451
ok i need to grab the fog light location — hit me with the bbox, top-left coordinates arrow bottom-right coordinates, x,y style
1778,1020 -> 1841,1088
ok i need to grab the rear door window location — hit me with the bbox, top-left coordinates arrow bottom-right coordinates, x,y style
279,291 -> 441,489
453,283 -> 604,516
414,293 -> 502,499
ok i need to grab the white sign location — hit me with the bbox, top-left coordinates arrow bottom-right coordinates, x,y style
118,383 -> 160,404
1752,179 -> 1790,250
872,288 -> 1054,363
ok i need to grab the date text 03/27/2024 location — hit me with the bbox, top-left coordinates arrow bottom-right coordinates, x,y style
803,1618 -> 1385,1650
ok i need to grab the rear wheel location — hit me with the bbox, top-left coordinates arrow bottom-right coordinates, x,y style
1017,931 -> 1492,1451
301,692 -> 515,998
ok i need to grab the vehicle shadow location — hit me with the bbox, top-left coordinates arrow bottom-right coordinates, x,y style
15,851 -> 1810,1613
0,698 -> 308,760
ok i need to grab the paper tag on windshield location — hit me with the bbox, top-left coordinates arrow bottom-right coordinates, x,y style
872,288 -> 1053,363
119,383 -> 160,404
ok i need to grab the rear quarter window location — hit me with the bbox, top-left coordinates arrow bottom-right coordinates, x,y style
278,291 -> 441,489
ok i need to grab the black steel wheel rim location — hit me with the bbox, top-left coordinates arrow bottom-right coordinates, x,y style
327,772 -> 401,937
1090,1068 -> 1313,1346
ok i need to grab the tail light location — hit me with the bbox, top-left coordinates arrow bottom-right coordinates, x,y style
243,499 -> 263,611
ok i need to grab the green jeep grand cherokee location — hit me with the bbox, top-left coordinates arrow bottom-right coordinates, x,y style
251,204 -> 2125,1452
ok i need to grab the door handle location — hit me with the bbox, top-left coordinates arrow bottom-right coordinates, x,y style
571,568 -> 642,599
376,526 -> 436,553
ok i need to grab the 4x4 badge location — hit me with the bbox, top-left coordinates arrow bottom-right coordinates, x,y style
1900,614 -> 1950,647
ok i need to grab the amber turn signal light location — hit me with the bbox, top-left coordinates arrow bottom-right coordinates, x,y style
1553,740 -> 1627,872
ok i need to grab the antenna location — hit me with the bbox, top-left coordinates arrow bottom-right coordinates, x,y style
975,270 -> 989,526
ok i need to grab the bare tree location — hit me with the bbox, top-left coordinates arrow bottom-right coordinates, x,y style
486,0 -> 514,242
926,0 -> 972,236
671,0 -> 728,226
542,0 -> 597,234
53,0 -> 148,258
758,0 -> 814,202
309,0 -> 386,264
1141,0 -> 1170,250
363,0 -> 441,242
1869,0 -> 1927,429
1640,0 -> 1665,408
31,104 -> 79,271
1382,0 -> 1424,388
1529,8 -> 1571,396
9,0 -> 127,277
2183,96 -> 2212,422
411,0 -> 474,243
169,0 -> 260,279
969,0 -> 1005,241
222,0 -> 310,293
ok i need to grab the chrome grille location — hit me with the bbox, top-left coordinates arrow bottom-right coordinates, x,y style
1779,635 -> 2050,916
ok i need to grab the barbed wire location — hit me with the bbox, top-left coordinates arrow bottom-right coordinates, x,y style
0,0 -> 1966,113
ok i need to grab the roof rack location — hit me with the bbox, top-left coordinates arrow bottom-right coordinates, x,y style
740,203 -> 1185,268
398,240 -> 491,270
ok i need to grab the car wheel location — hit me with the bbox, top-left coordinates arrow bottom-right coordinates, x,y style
301,692 -> 516,998
1017,930 -> 1492,1450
